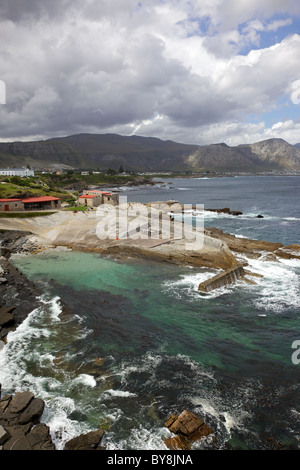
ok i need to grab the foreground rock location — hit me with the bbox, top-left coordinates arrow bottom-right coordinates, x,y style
164,410 -> 214,450
0,390 -> 55,450
64,429 -> 105,450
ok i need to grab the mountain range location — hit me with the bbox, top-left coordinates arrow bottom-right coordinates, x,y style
0,133 -> 300,173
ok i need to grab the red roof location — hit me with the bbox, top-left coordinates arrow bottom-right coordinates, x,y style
22,196 -> 60,203
0,199 -> 22,202
79,195 -> 97,199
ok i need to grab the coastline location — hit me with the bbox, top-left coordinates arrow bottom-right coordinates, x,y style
1,203 -> 300,450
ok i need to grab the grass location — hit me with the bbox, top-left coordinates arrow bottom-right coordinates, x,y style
63,205 -> 87,211
0,212 -> 55,218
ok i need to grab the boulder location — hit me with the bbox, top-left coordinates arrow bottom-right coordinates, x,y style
0,391 -> 56,450
164,434 -> 191,450
164,410 -> 214,450
64,429 -> 105,450
19,398 -> 45,425
167,410 -> 204,436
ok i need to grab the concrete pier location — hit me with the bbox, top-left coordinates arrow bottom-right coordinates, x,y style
198,265 -> 246,292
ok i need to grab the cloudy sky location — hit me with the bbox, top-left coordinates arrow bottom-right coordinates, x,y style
0,0 -> 300,146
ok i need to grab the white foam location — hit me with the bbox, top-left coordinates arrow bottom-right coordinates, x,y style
106,426 -> 170,450
162,270 -> 237,300
104,389 -> 137,398
244,256 -> 300,313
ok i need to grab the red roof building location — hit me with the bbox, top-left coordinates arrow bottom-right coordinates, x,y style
0,196 -> 61,212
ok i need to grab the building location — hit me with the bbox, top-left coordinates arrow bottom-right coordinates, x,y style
0,168 -> 35,177
78,190 -> 119,207
78,194 -> 102,208
0,196 -> 61,212
0,199 -> 24,212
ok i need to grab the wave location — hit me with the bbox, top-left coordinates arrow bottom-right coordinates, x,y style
162,269 -> 241,300
244,256 -> 300,314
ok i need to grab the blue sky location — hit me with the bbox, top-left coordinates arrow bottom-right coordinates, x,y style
0,0 -> 300,146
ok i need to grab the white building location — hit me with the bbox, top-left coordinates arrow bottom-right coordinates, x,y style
0,167 -> 35,177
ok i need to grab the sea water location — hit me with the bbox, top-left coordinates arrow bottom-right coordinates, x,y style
1,175 -> 300,450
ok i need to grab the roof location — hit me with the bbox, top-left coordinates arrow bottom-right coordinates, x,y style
22,196 -> 60,203
87,190 -> 112,195
79,194 -> 98,199
0,198 -> 22,202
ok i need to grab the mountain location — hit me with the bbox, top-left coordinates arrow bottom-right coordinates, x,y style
0,133 -> 300,172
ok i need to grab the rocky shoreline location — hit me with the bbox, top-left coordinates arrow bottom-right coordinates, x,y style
0,230 -> 216,451
1,220 -> 299,451
0,230 -> 109,450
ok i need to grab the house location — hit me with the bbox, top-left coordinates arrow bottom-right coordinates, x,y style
0,199 -> 24,212
0,168 -> 35,177
21,196 -> 61,211
78,194 -> 102,208
0,196 -> 61,212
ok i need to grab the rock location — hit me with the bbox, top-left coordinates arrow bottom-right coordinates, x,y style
0,308 -> 15,328
25,423 -> 55,450
0,391 -> 56,450
257,214 -> 264,218
8,391 -> 34,415
64,429 -> 105,450
0,278 -> 7,284
0,395 -> 12,414
164,410 -> 214,450
164,434 -> 191,450
0,424 -> 9,445
229,211 -> 243,216
19,398 -> 45,425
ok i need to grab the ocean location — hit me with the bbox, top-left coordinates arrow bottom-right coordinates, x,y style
1,175 -> 300,450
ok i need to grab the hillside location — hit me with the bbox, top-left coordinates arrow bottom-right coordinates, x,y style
0,133 -> 300,172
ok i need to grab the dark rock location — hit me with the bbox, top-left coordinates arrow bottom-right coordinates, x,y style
257,214 -> 264,218
229,211 -> 243,216
19,398 -> 45,425
0,391 -> 56,450
0,308 -> 15,328
8,391 -> 34,414
26,423 -> 55,450
64,429 -> 105,450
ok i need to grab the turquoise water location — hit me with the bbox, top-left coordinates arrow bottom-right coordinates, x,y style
1,176 -> 300,450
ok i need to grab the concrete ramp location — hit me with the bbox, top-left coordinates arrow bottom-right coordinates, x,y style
198,265 -> 245,292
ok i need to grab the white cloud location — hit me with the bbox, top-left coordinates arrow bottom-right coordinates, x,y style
0,0 -> 300,147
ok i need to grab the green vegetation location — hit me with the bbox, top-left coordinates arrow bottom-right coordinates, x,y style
0,170 -> 152,203
0,212 -> 55,218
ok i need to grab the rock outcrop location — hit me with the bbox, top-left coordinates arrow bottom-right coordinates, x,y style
0,390 -> 55,450
63,430 -> 105,450
164,410 -> 214,450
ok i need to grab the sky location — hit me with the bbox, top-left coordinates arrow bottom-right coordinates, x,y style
0,0 -> 300,146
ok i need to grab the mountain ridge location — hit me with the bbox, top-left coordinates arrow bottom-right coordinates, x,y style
0,133 -> 300,172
